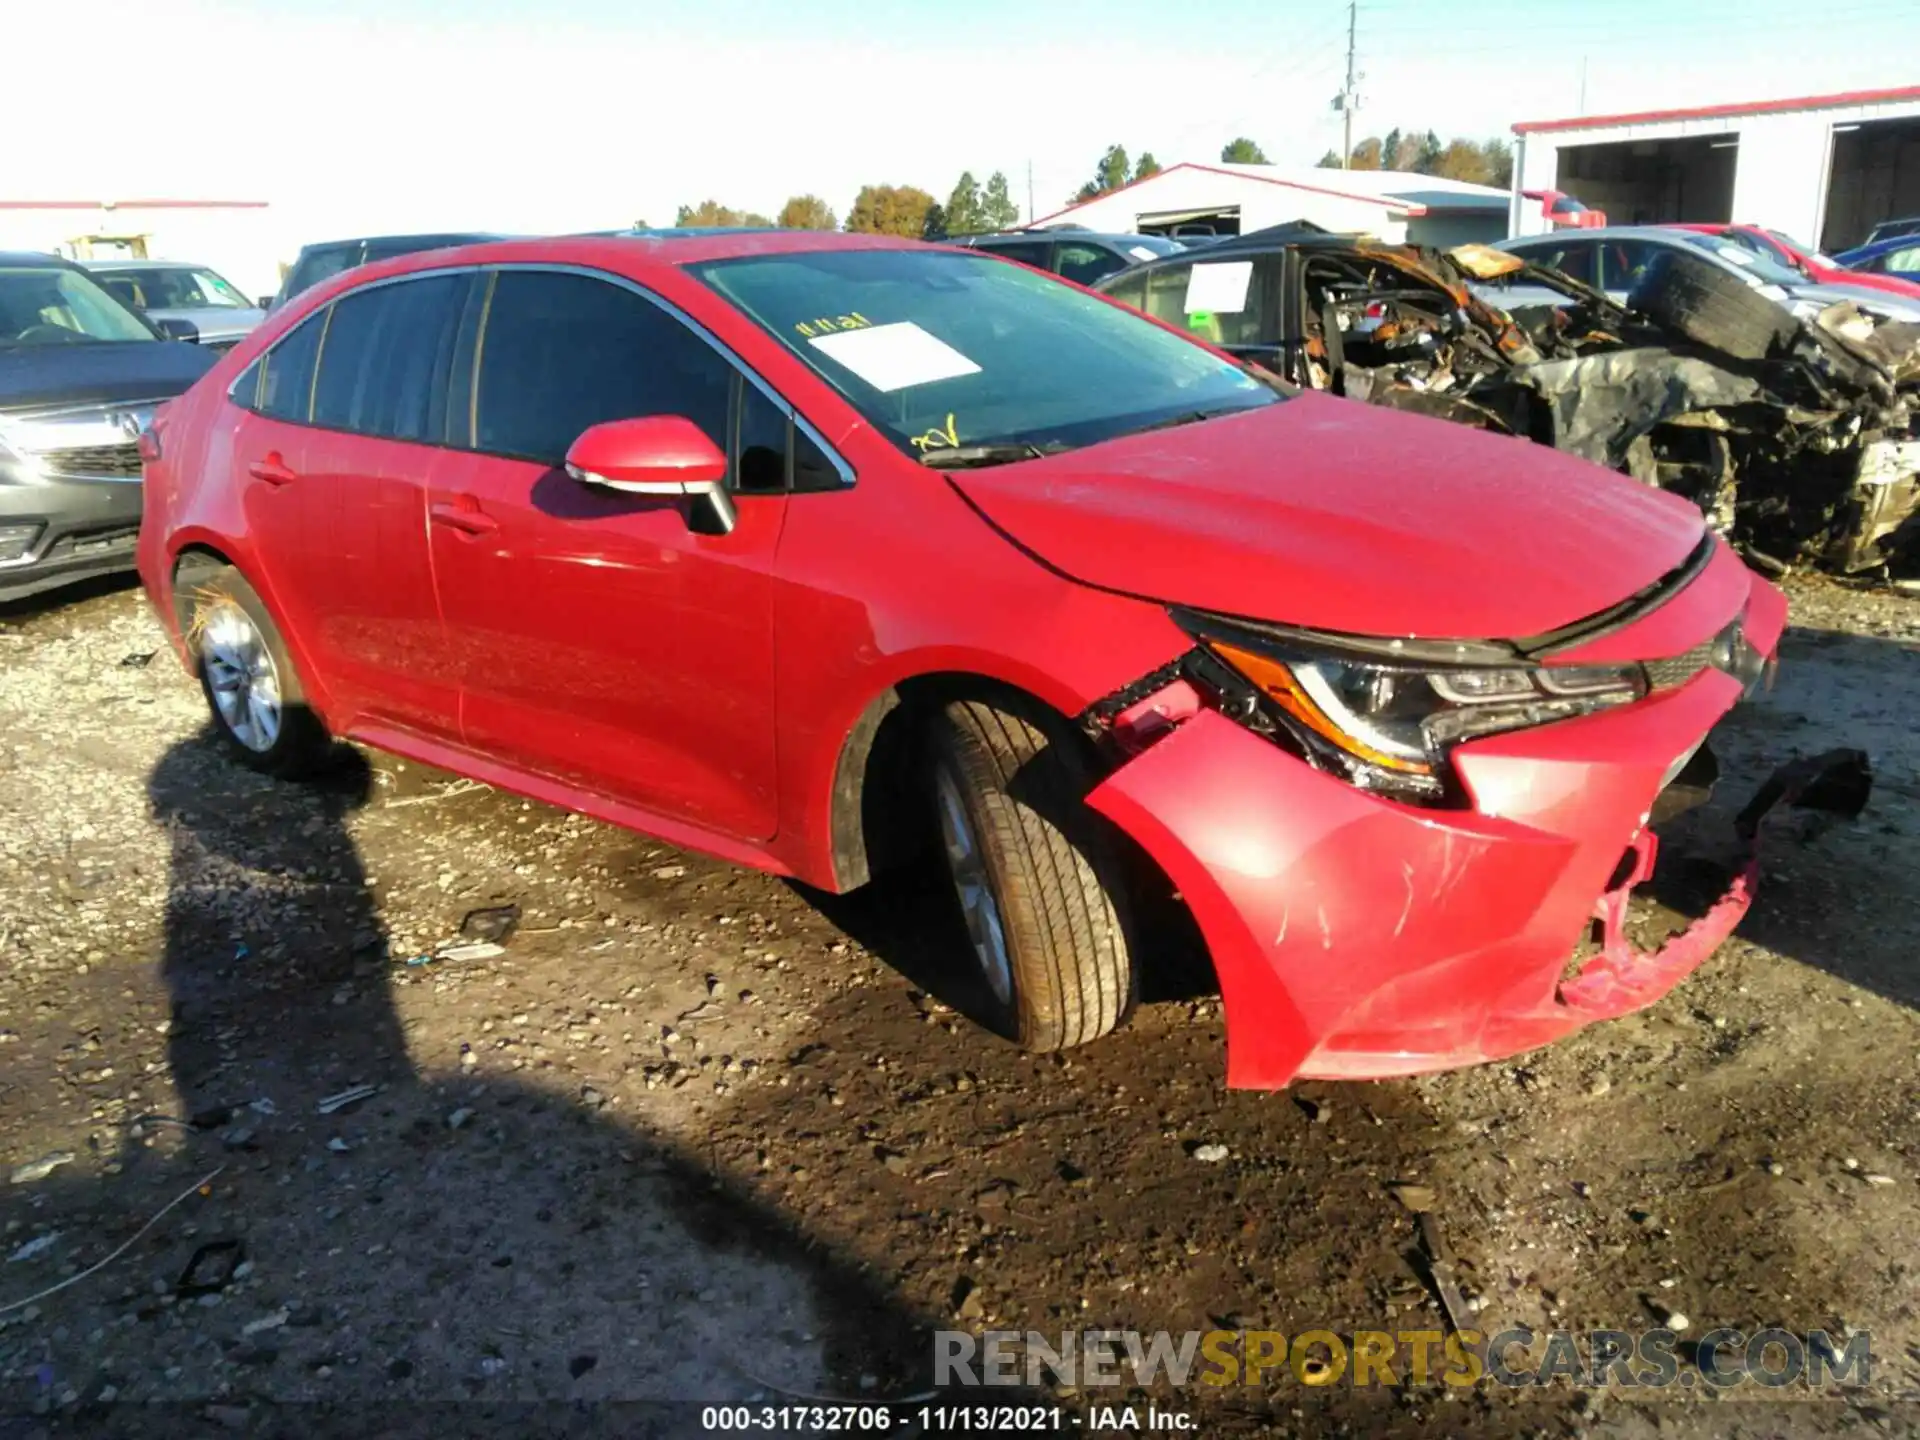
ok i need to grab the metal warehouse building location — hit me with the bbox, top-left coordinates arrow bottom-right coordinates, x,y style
1510,85 -> 1920,252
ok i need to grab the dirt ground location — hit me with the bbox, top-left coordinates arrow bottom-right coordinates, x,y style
0,574 -> 1915,1438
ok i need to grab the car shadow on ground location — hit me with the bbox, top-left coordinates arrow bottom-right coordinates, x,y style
0,732 -> 946,1437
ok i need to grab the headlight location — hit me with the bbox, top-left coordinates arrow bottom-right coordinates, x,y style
1193,631 -> 1645,803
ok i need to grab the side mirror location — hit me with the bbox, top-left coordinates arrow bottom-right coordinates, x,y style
565,415 -> 735,535
155,317 -> 200,343
257,296 -> 276,311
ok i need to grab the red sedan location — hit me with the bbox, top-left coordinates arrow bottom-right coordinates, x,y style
1674,222 -> 1920,300
138,232 -> 1814,1087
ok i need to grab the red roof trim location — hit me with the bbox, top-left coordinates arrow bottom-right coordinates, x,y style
1513,85 -> 1920,135
1028,161 -> 1428,228
0,200 -> 269,211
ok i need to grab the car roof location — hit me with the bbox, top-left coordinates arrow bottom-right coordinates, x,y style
1504,225 -> 1703,245
1840,234 -> 1920,260
78,258 -> 203,270
0,250 -> 76,270
296,231 -> 501,253
961,230 -> 1168,245
307,231 -> 935,299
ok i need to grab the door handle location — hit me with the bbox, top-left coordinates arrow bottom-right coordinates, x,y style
430,498 -> 499,536
247,453 -> 297,486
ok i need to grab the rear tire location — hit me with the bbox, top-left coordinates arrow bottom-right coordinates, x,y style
1627,250 -> 1798,361
180,563 -> 332,778
927,695 -> 1135,1051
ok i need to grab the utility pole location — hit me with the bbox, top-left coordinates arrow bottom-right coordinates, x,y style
1333,0 -> 1361,169
1026,160 -> 1034,224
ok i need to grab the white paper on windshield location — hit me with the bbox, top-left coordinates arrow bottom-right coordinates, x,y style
1183,260 -> 1252,315
1128,245 -> 1160,261
808,321 -> 981,392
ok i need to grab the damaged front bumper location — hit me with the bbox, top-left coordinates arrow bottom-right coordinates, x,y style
1085,604 -> 1870,1089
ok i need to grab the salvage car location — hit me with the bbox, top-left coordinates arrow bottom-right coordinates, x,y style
1094,227 -> 1920,577
0,251 -> 217,604
1671,223 -> 1920,302
950,229 -> 1187,286
1498,226 -> 1920,322
268,232 -> 499,310
82,259 -> 266,351
140,233 -> 1861,1087
1834,234 -> 1920,289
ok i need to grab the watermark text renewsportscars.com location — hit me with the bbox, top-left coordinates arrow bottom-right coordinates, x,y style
936,1327 -> 1872,1391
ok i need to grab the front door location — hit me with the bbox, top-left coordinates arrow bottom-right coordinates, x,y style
426,268 -> 785,841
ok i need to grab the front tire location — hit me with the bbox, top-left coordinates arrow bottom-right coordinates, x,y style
181,564 -> 332,777
928,696 -> 1136,1051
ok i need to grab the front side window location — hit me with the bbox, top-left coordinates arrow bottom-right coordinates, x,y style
1136,257 -> 1274,349
975,240 -> 1052,268
473,271 -> 731,465
1600,240 -> 1663,291
691,248 -> 1273,459
0,265 -> 156,346
1056,243 -> 1127,286
1521,242 -> 1597,287
310,274 -> 464,442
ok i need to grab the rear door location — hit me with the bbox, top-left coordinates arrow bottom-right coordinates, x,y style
230,272 -> 468,734
425,267 -> 791,840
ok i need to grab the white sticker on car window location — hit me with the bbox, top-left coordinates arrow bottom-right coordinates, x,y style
1183,261 -> 1252,315
1128,246 -> 1160,261
807,321 -> 981,392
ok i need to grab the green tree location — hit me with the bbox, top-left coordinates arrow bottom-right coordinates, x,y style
981,171 -> 1021,230
846,184 -> 939,237
1381,127 -> 1405,170
1220,137 -> 1269,164
1348,136 -> 1384,170
1412,130 -> 1444,174
944,171 -> 985,236
674,199 -> 771,227
1132,152 -> 1161,182
1432,139 -> 1495,185
632,217 -> 651,229
1075,145 -> 1132,202
776,194 -> 837,230
921,201 -> 948,240
1481,138 -> 1514,188
1314,149 -> 1342,168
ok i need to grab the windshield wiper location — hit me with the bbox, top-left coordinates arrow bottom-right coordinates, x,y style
1116,405 -> 1247,438
917,441 -> 1069,469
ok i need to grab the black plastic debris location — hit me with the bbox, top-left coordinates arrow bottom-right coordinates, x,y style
176,1239 -> 244,1297
119,651 -> 157,668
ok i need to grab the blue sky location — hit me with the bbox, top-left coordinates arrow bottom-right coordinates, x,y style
5,0 -> 1914,249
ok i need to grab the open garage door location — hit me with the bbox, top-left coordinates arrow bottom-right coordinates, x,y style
1821,116 -> 1920,251
1555,135 -> 1738,225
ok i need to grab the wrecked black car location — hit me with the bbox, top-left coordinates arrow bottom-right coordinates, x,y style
1091,225 -> 1920,578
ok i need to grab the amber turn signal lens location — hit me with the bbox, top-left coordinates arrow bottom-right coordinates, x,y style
1208,641 -> 1434,775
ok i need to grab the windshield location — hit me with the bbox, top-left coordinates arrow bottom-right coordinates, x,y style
94,266 -> 252,310
1764,229 -> 1835,266
691,248 -> 1276,458
0,265 -> 156,346
1678,234 -> 1803,288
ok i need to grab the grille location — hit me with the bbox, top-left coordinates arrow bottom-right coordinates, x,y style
1643,635 -> 1717,691
37,443 -> 143,479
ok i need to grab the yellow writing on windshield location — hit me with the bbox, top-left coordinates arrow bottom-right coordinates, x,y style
795,312 -> 872,339
909,413 -> 961,452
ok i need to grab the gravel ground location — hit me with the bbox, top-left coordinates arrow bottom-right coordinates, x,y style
0,574 -> 1916,1438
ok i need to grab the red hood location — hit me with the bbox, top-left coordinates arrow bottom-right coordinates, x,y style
948,393 -> 1706,639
